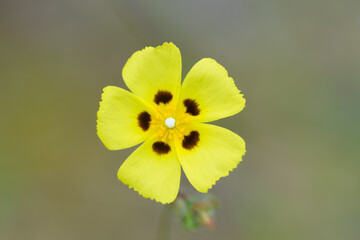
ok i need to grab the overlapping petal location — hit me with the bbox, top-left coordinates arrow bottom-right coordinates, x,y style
122,42 -> 182,106
175,124 -> 246,193
97,86 -> 156,150
179,58 -> 245,122
118,136 -> 181,204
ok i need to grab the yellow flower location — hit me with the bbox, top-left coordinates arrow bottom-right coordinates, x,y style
97,42 -> 246,204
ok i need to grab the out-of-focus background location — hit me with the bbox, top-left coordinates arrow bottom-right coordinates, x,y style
1,0 -> 359,239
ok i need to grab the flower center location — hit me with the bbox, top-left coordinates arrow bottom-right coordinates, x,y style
165,117 -> 176,128
151,105 -> 190,142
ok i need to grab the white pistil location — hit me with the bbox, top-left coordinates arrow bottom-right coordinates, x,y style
165,117 -> 176,129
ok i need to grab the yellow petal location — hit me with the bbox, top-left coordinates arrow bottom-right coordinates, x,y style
118,136 -> 181,204
175,124 -> 246,193
178,58 -> 245,122
97,86 -> 156,150
122,42 -> 181,107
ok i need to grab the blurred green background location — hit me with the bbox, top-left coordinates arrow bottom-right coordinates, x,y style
1,0 -> 359,239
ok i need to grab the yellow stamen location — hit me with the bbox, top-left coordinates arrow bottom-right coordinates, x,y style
158,131 -> 164,137
168,130 -> 174,140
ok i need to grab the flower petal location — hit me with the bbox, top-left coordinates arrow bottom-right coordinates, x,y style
118,136 -> 181,204
175,124 -> 246,193
97,86 -> 156,150
122,42 -> 182,107
179,58 -> 245,122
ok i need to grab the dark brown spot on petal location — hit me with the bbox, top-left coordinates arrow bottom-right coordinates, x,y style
183,99 -> 200,116
154,90 -> 173,105
182,131 -> 200,150
152,141 -> 171,155
137,111 -> 151,131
